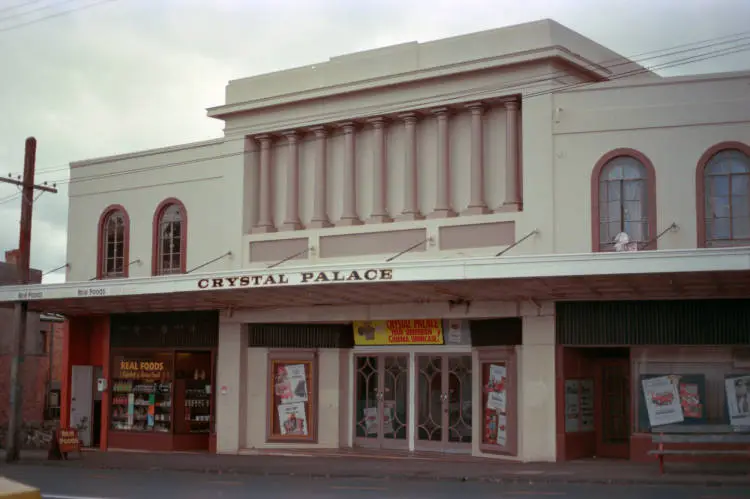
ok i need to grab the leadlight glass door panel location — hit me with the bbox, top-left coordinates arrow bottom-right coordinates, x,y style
416,355 -> 444,450
446,355 -> 472,452
381,355 -> 408,449
353,354 -> 409,449
354,356 -> 380,448
416,354 -> 473,452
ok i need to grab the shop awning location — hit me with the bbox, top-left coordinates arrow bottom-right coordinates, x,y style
0,247 -> 748,316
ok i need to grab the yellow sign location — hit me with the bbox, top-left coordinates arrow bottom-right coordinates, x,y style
353,320 -> 444,346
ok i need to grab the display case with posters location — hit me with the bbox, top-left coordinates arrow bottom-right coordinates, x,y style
478,348 -> 517,456
267,351 -> 317,443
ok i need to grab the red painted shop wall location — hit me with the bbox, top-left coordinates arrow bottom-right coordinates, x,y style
60,315 -> 110,449
555,347 -> 597,461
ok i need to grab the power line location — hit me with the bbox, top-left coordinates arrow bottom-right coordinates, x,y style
0,0 -> 116,33
8,29 -> 750,188
0,0 -> 44,16
0,0 -> 77,24
0,193 -> 21,205
14,27 -> 750,179
50,39 -> 750,187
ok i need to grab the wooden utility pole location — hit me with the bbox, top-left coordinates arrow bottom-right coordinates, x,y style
1,137 -> 57,462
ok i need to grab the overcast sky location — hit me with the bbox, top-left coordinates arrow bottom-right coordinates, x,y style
1,0 -> 749,284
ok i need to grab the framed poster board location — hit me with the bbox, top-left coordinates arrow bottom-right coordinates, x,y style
638,373 -> 706,431
267,352 -> 317,443
478,347 -> 517,456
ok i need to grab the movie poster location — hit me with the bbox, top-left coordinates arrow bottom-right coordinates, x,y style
725,375 -> 750,426
642,376 -> 684,427
277,402 -> 308,436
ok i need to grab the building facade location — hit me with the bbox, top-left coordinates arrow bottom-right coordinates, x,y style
0,251 -> 63,432
1,19 -> 749,462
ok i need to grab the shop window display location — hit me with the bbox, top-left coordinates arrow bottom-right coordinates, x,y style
633,347 -> 750,431
268,354 -> 316,442
110,350 -> 214,435
174,351 -> 213,434
110,353 -> 173,432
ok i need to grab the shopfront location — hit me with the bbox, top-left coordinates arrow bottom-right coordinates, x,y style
108,312 -> 218,452
62,310 -> 219,452
351,318 -> 521,457
555,299 -> 750,462
234,316 -> 524,457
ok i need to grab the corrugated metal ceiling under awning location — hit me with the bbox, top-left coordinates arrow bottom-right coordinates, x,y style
2,270 -> 749,317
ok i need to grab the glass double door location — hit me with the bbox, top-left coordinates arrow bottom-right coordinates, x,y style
354,355 -> 409,449
416,354 -> 472,453
353,353 -> 473,453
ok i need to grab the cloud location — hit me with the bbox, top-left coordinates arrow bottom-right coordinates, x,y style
1,0 -> 749,284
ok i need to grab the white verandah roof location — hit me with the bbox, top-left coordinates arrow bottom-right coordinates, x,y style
0,248 -> 748,316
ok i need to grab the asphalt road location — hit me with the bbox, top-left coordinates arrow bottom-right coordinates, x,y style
1,465 -> 749,499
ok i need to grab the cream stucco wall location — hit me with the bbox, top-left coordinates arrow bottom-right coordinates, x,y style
66,138 -> 246,282
552,71 -> 750,253
65,19 -> 663,282
242,348 -> 342,450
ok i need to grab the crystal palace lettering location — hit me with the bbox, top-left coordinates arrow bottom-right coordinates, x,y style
197,268 -> 393,289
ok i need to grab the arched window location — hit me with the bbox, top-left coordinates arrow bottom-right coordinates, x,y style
153,199 -> 187,275
699,143 -> 750,247
591,149 -> 657,252
98,206 -> 130,279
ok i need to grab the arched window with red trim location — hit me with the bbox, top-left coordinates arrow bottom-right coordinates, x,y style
97,206 -> 130,279
591,149 -> 657,252
153,199 -> 187,275
697,142 -> 750,248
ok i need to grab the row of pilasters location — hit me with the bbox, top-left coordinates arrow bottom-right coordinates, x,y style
251,99 -> 521,233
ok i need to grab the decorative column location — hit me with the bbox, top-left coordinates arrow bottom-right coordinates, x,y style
398,112 -> 423,220
464,102 -> 490,215
367,117 -> 392,224
503,100 -> 521,210
428,108 -> 456,218
308,126 -> 332,228
337,122 -> 362,226
253,135 -> 276,233
281,131 -> 302,230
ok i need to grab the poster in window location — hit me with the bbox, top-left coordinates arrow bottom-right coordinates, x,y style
642,375 -> 684,427
277,402 -> 308,436
679,382 -> 703,419
482,362 -> 510,449
564,380 -> 581,433
274,364 -> 308,404
725,375 -> 750,426
270,359 -> 315,441
486,364 -> 507,411
496,414 -> 507,446
579,379 -> 594,432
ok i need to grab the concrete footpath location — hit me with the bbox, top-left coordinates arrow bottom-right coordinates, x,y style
2,448 -> 748,487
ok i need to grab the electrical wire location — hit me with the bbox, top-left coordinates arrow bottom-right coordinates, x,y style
14,27 -> 750,178
0,193 -> 21,205
0,0 -> 116,33
7,28 -> 750,186
0,0 -> 45,16
0,0 -> 77,24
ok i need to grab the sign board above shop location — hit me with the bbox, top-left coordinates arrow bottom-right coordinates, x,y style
197,268 -> 393,290
353,319 -> 445,346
